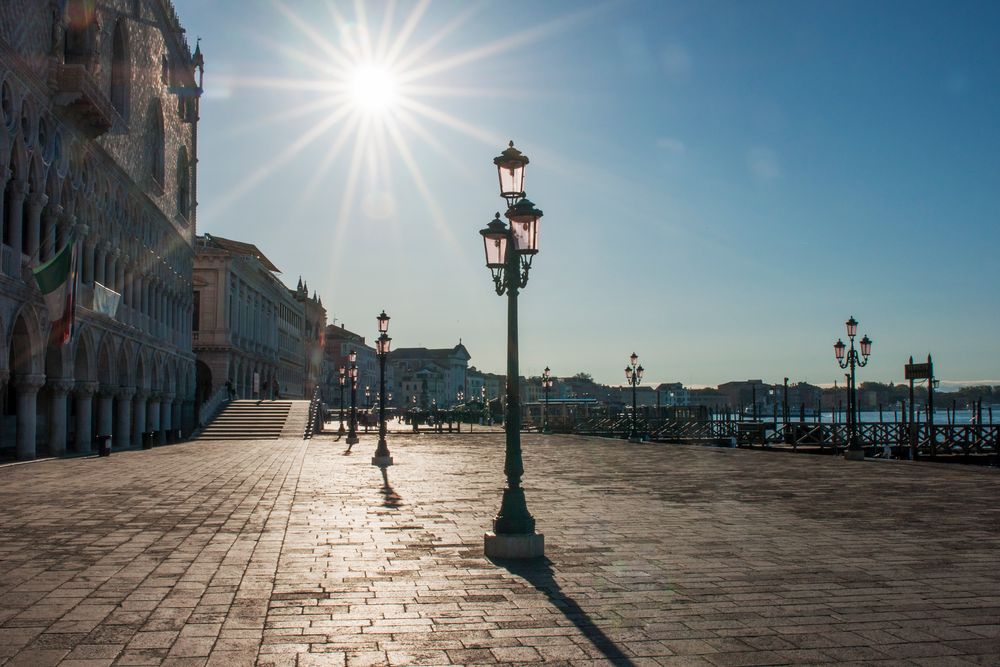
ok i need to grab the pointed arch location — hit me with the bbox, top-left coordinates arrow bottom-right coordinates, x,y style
118,343 -> 135,388
95,333 -> 116,386
9,304 -> 44,376
72,325 -> 96,382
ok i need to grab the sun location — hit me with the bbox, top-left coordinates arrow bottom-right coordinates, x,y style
348,63 -> 398,114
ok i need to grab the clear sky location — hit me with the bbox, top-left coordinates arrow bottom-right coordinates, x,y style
173,0 -> 1000,389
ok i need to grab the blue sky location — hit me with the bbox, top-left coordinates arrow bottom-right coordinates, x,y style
173,0 -> 1000,388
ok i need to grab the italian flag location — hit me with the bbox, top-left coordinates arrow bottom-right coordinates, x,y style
32,237 -> 79,345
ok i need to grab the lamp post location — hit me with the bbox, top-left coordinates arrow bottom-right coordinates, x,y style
834,316 -> 872,461
455,389 -> 464,433
542,366 -> 553,434
481,385 -> 488,425
411,394 -> 418,433
346,350 -> 359,446
479,140 -> 545,559
625,352 -> 644,442
373,310 -> 393,467
337,365 -> 346,436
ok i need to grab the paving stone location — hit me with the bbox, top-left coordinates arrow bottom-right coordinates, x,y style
0,435 -> 997,665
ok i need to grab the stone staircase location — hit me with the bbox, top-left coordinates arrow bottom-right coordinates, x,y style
197,400 -> 294,440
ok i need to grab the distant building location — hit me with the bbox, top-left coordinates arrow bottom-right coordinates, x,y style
293,280 -> 326,399
387,343 -> 471,408
193,234 -> 318,401
717,380 -> 767,409
656,382 -> 690,407
323,324 -> 378,408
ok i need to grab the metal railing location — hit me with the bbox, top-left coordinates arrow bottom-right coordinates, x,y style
198,385 -> 230,428
571,417 -> 999,462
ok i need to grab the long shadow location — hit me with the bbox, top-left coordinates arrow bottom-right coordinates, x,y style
494,557 -> 637,666
379,466 -> 402,508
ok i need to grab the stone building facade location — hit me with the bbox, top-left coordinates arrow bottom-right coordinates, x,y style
192,235 -> 324,403
1,0 -> 200,458
388,343 -> 471,409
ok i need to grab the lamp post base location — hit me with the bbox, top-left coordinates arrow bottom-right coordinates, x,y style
484,531 -> 544,559
843,449 -> 865,461
371,455 -> 393,467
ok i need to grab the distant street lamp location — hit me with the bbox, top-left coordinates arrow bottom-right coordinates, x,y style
542,367 -> 553,434
411,394 -> 418,433
337,365 -> 347,436
479,140 -> 545,559
373,310 -> 393,467
481,385 -> 489,425
365,386 -> 371,409
834,316 -> 872,460
346,350 -> 359,446
625,352 -> 644,442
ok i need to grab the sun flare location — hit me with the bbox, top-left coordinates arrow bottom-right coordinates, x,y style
348,63 -> 399,113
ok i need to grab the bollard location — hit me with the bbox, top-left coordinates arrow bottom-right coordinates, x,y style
96,434 -> 112,457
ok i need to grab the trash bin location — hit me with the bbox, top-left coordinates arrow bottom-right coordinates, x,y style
96,434 -> 112,457
143,431 -> 156,449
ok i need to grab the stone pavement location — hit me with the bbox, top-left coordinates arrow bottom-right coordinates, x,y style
0,433 -> 997,666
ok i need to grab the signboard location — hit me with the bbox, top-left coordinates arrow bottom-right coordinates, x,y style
904,363 -> 931,380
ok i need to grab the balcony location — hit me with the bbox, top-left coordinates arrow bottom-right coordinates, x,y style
50,64 -> 115,137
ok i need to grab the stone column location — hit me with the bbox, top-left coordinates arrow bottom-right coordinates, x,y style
181,400 -> 195,436
14,374 -> 45,460
106,249 -> 118,291
47,378 -> 75,456
82,239 -> 95,284
42,206 -> 60,261
115,387 -> 134,449
97,384 -> 115,444
147,394 -> 161,443
132,389 -> 148,447
172,399 -> 182,439
26,193 -> 48,262
6,181 -> 25,260
95,243 -> 107,285
159,393 -> 173,443
74,381 -> 97,453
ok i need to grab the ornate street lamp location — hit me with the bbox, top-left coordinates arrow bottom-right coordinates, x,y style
337,365 -> 346,436
542,367 -> 553,434
373,311 -> 393,467
625,353 -> 644,442
834,316 -> 872,460
479,141 -> 545,559
346,350 -> 359,445
411,393 -> 418,433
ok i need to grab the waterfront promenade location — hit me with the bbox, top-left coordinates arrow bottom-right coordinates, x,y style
0,434 -> 997,666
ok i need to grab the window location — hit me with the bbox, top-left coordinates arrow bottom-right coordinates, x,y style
149,99 -> 164,186
177,146 -> 190,219
192,290 -> 200,331
110,20 -> 130,118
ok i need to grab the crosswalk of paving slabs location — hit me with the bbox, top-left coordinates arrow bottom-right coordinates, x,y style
0,433 -> 997,666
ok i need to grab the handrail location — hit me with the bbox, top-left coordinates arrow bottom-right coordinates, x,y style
198,385 -> 230,427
